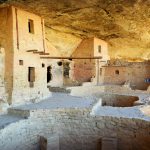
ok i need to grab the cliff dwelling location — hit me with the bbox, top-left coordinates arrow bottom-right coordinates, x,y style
0,1 -> 150,150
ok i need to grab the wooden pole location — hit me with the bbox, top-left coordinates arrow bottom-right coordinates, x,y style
15,8 -> 19,50
97,59 -> 100,85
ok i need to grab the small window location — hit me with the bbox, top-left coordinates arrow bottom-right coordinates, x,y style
57,61 -> 62,66
42,63 -> 45,68
98,45 -> 101,53
28,19 -> 34,34
115,70 -> 119,75
28,67 -> 35,87
19,60 -> 23,65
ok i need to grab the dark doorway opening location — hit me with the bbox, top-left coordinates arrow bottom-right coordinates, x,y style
28,19 -> 34,34
28,67 -> 35,88
63,62 -> 70,78
115,70 -> 119,75
47,66 -> 52,83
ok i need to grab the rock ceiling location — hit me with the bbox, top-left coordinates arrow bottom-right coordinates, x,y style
1,0 -> 150,60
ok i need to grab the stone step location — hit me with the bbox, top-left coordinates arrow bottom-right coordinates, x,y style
0,114 -> 23,129
48,86 -> 71,93
7,108 -> 30,118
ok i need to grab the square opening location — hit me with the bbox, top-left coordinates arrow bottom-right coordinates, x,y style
28,19 -> 34,34
42,63 -> 45,68
115,70 -> 119,75
19,60 -> 23,65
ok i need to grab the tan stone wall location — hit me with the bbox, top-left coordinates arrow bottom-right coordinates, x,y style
0,48 -> 8,107
102,64 -> 150,90
0,6 -> 51,104
73,60 -> 95,83
11,6 -> 50,104
102,66 -> 126,85
12,7 -> 45,52
72,38 -> 95,83
94,38 -> 109,84
12,51 -> 50,104
0,7 -> 14,104
94,38 -> 109,61
126,65 -> 150,90
0,48 -> 5,90
72,38 -> 109,84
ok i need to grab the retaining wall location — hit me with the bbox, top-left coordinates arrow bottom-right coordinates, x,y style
0,108 -> 149,150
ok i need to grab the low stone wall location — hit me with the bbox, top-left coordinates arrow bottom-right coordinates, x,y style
0,108 -> 149,150
69,85 -> 150,99
104,85 -> 149,95
69,86 -> 105,97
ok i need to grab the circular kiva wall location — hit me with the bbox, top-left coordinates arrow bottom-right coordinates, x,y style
99,94 -> 139,107
0,108 -> 149,150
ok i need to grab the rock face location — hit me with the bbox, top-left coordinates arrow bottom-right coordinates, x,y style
1,0 -> 150,60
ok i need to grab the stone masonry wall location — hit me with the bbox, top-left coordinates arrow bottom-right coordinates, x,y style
102,66 -> 126,85
72,38 -> 95,83
0,108 -> 149,150
12,51 -> 50,104
0,48 -> 7,103
72,38 -> 109,84
102,64 -> 150,90
11,6 -> 50,104
12,6 -> 45,52
0,6 -> 50,105
0,6 -> 14,104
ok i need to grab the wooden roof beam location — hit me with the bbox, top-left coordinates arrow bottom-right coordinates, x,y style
33,51 -> 45,54
39,53 -> 50,55
26,49 -> 38,52
40,56 -> 102,60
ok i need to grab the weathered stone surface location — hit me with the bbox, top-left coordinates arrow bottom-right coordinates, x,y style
1,0 -> 150,60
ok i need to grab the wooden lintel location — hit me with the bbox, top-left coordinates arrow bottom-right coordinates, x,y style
33,51 -> 44,54
26,50 -> 38,52
39,53 -> 50,55
40,56 -> 102,60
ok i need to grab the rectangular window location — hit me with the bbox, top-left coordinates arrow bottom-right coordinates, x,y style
28,19 -> 34,34
28,67 -> 35,87
98,45 -> 101,53
19,60 -> 23,65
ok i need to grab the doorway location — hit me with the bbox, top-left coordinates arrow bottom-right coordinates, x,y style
28,67 -> 35,88
47,66 -> 52,83
63,62 -> 70,78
